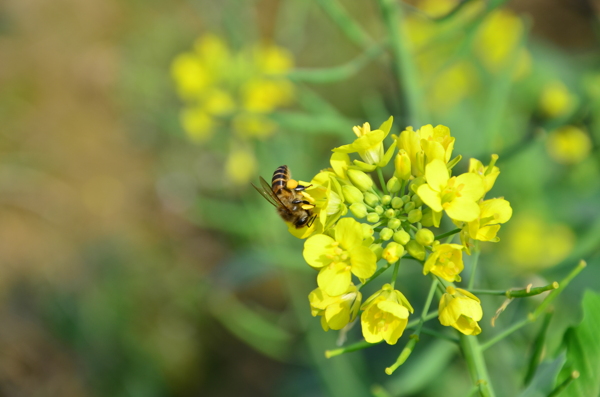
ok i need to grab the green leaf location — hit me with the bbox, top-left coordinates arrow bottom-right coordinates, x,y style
519,354 -> 566,397
557,290 -> 600,396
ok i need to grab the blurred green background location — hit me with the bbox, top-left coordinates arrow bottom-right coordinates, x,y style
0,0 -> 599,396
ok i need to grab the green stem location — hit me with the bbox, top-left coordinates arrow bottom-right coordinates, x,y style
386,278 -> 438,374
377,168 -> 389,194
460,334 -> 495,397
377,0 -> 427,125
435,228 -> 461,241
481,317 -> 529,351
469,282 -> 558,298
326,339 -> 377,358
419,327 -> 459,344
548,371 -> 580,397
315,0 -> 373,48
287,41 -> 387,83
390,259 -> 401,288
468,242 -> 480,289
359,262 -> 391,290
532,260 -> 586,318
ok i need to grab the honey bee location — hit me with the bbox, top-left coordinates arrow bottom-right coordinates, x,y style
252,165 -> 317,228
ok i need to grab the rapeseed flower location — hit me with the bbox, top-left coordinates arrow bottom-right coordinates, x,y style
309,285 -> 362,331
423,243 -> 464,282
439,286 -> 482,335
361,284 -> 414,344
333,117 -> 396,169
303,218 -> 377,296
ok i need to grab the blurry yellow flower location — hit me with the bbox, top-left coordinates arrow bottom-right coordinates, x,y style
546,126 -> 592,165
241,78 -> 294,113
417,159 -> 484,225
232,113 -> 277,139
539,81 -> 577,119
429,62 -> 477,111
439,286 -> 482,335
225,145 -> 257,185
203,89 -> 236,116
303,218 -> 376,296
469,155 -> 499,193
254,45 -> 294,74
309,284 -> 362,331
170,53 -> 211,100
505,214 -> 575,272
475,9 -> 524,73
180,107 -> 213,142
360,283 -> 414,345
423,242 -> 464,282
333,117 -> 396,169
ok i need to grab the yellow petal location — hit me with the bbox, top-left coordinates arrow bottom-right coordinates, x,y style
303,234 -> 335,268
318,264 -> 352,296
335,218 -> 363,250
348,246 -> 377,279
455,173 -> 485,201
417,184 -> 443,212
445,197 -> 480,222
425,159 -> 450,192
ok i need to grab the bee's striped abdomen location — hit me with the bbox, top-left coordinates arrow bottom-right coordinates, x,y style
271,165 -> 290,194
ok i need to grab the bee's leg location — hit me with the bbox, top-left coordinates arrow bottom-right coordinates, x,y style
307,215 -> 317,228
294,184 -> 313,192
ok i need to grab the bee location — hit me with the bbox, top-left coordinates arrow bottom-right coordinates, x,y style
253,165 -> 317,228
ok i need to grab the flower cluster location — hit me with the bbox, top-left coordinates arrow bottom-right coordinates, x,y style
171,34 -> 294,184
296,117 -> 512,343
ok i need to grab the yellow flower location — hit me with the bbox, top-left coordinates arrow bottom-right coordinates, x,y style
180,107 -> 214,142
539,81 -> 576,119
232,113 -> 278,139
225,144 -> 257,185
254,44 -> 294,74
309,284 -> 362,331
439,286 -> 482,335
423,243 -> 464,282
418,124 -> 455,165
360,284 -> 414,345
301,171 -> 347,233
546,126 -> 592,165
333,117 -> 396,169
469,155 -> 499,193
475,9 -> 525,73
465,198 -> 512,242
417,159 -> 485,225
303,218 -> 377,296
241,78 -> 294,113
170,53 -> 211,100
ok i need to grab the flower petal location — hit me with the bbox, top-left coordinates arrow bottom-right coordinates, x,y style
335,218 -> 363,250
303,234 -> 335,268
445,197 -> 480,222
455,173 -> 484,201
425,159 -> 450,192
318,263 -> 351,296
417,184 -> 443,212
349,246 -> 377,279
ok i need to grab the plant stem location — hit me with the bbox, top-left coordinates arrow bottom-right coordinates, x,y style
377,0 -> 427,125
468,242 -> 480,289
435,228 -> 461,241
390,259 -> 401,288
377,168 -> 389,194
469,282 -> 558,298
315,0 -> 373,48
460,334 -> 495,397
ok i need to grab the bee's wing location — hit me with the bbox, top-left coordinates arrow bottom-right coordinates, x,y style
253,177 -> 292,215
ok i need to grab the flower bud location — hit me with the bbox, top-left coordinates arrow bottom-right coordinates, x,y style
402,195 -> 411,204
370,243 -> 383,261
364,192 -> 379,207
394,150 -> 412,180
393,229 -> 410,245
347,169 -> 373,191
367,213 -> 380,223
342,185 -> 364,204
380,227 -> 393,241
411,194 -> 423,207
404,201 -> 416,212
387,218 -> 401,230
361,223 -> 374,239
374,205 -> 384,215
384,208 -> 395,218
406,240 -> 425,261
387,176 -> 401,193
382,242 -> 405,264
391,197 -> 404,209
350,202 -> 368,218
408,208 -> 422,223
381,195 -> 392,205
415,151 -> 426,176
415,228 -> 434,246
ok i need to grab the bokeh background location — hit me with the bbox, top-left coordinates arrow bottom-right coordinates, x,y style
0,0 -> 599,396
